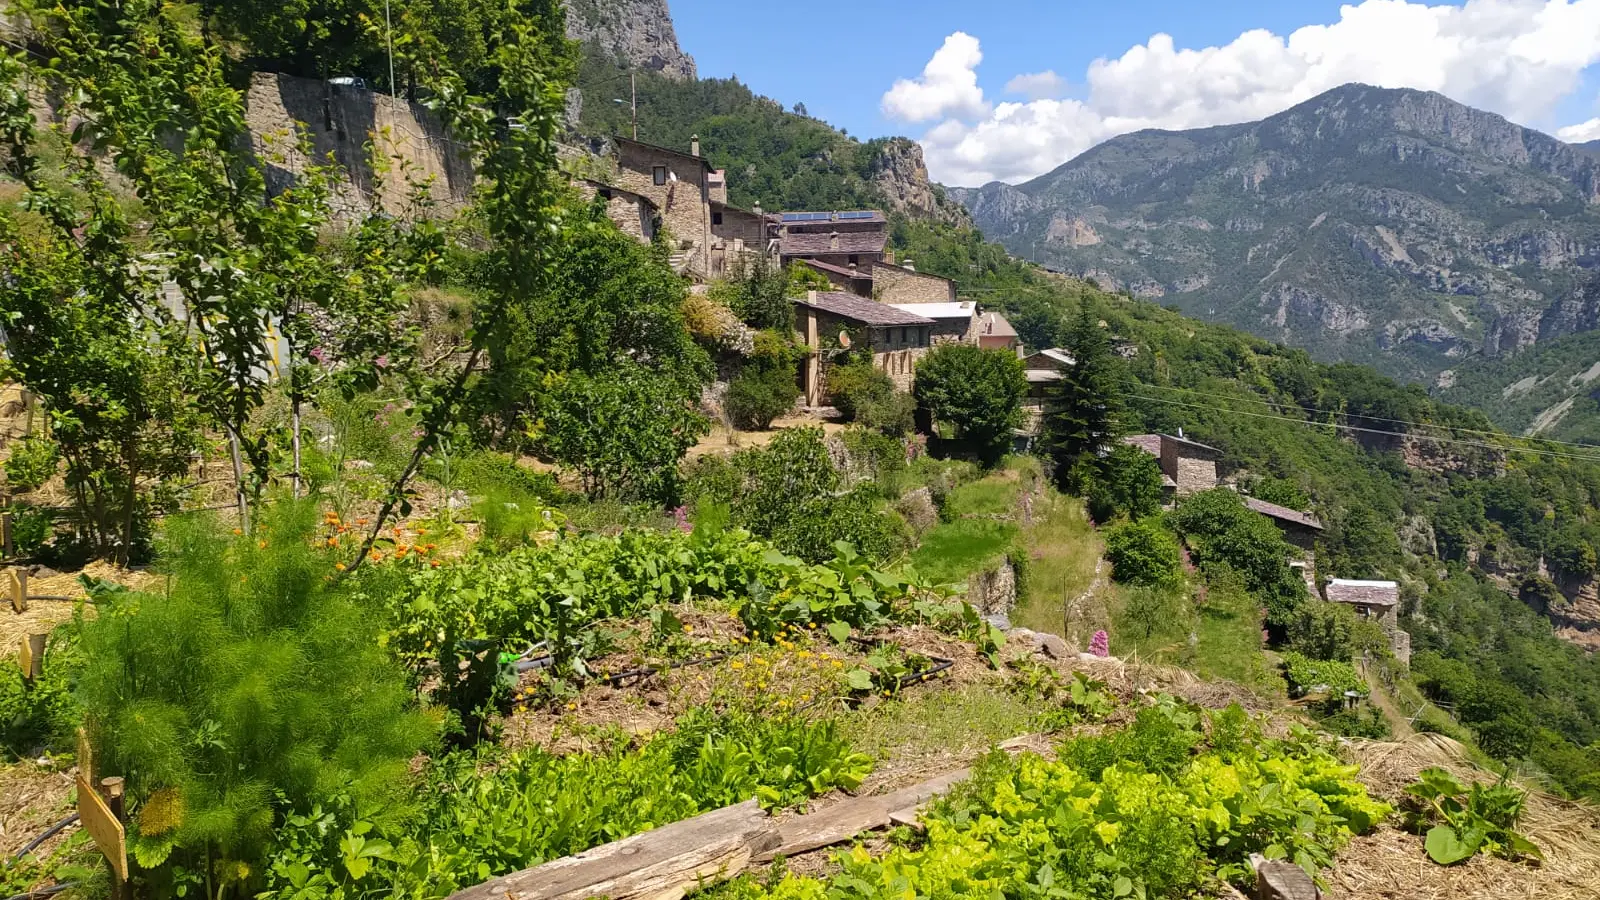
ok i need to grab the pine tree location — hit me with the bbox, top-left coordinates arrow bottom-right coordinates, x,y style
1044,306 -> 1124,488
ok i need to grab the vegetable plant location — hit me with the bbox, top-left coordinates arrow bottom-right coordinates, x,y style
1404,767 -> 1540,865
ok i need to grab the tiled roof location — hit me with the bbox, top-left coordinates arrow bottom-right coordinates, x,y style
614,136 -> 715,172
1123,434 -> 1164,456
780,231 -> 889,257
980,312 -> 1018,338
869,260 -> 951,281
889,301 -> 974,320
795,292 -> 935,327
1325,578 -> 1399,606
1025,348 -> 1076,368
1244,496 -> 1323,530
802,259 -> 872,280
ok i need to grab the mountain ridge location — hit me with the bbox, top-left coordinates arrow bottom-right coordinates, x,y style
951,83 -> 1600,391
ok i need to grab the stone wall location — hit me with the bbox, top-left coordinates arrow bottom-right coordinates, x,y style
872,264 -> 956,305
967,559 -> 1018,616
1173,456 -> 1218,495
874,347 -> 926,391
712,205 -> 768,249
576,182 -> 654,241
612,140 -> 711,272
244,73 -> 472,219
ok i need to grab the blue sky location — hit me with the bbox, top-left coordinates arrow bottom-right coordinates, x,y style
666,0 -> 1600,185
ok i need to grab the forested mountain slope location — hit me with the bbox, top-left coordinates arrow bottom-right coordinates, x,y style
951,84 -> 1600,392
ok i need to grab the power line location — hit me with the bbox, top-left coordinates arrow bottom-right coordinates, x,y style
1128,379 -> 1600,452
1124,392 -> 1600,463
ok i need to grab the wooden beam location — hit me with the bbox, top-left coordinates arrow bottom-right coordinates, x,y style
756,767 -> 971,862
78,773 -> 127,883
448,799 -> 774,900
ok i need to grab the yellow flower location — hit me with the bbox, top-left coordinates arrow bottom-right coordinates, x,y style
232,528 -> 243,535
566,702 -> 577,711
729,660 -> 745,670
257,540 -> 267,549
334,563 -> 347,571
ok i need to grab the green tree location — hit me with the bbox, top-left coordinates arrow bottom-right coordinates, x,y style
1080,443 -> 1166,522
827,357 -> 913,436
1172,488 -> 1307,629
540,364 -> 709,504
912,343 -> 1026,465
724,331 -> 800,430
1044,307 -> 1124,488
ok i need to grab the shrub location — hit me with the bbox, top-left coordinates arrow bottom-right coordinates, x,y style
725,365 -> 799,430
3,436 -> 59,493
1104,519 -> 1182,588
826,359 -> 912,435
1285,601 -> 1361,661
1280,651 -> 1364,698
772,486 -> 908,563
1173,488 -> 1307,628
75,504 -> 437,895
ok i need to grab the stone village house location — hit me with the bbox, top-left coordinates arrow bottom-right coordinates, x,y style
792,291 -> 933,406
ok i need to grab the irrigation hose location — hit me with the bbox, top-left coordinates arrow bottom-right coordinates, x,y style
12,814 -> 78,861
4,883 -> 76,900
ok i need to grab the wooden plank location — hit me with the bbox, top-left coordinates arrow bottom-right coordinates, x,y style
756,767 -> 971,862
2,512 -> 12,558
9,568 -> 26,613
449,799 -> 774,900
77,773 -> 127,883
20,633 -> 45,680
77,728 -> 95,785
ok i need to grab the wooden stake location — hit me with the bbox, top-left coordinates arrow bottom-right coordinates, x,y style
2,512 -> 12,558
20,633 -> 45,680
77,727 -> 95,785
9,568 -> 26,612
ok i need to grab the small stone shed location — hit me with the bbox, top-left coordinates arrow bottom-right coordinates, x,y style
793,291 -> 934,405
1324,578 -> 1411,664
888,301 -> 976,344
869,260 -> 956,305
1123,432 -> 1223,496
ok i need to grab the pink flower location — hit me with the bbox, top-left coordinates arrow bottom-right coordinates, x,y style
308,346 -> 328,364
670,506 -> 691,532
1089,630 -> 1109,657
375,354 -> 389,369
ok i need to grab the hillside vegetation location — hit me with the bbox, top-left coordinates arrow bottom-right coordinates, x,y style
1,3 -> 1598,900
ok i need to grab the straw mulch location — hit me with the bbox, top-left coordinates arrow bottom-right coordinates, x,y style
0,561 -> 158,650
1064,652 -> 1273,712
1327,733 -> 1600,899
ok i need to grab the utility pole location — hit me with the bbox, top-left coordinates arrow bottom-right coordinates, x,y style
630,72 -> 638,140
385,0 -> 396,96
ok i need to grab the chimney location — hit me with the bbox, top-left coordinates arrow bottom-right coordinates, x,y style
690,134 -> 700,157
752,201 -> 762,215
903,259 -> 915,271
1177,426 -> 1185,439
829,231 -> 839,251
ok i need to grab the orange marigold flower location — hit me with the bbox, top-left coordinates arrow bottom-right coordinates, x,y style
357,518 -> 369,526
326,537 -> 339,547
232,528 -> 243,535
334,563 -> 347,571
430,560 -> 440,568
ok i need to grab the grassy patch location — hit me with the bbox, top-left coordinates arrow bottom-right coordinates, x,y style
911,518 -> 1017,585
1013,492 -> 1102,639
944,472 -> 1019,517
843,682 -> 1042,762
1109,582 -> 1195,661
1189,577 -> 1285,696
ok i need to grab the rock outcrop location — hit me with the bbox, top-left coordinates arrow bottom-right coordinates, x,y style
565,0 -> 696,81
868,138 -> 970,227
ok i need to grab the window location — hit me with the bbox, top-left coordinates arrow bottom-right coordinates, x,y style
848,254 -> 859,265
712,212 -> 723,225
652,165 -> 667,185
900,327 -> 909,345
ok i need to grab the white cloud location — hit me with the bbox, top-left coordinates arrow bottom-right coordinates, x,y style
886,0 -> 1600,185
881,31 -> 989,122
1004,70 -> 1066,100
1558,117 -> 1600,141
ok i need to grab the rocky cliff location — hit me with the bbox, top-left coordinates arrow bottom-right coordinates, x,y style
565,0 -> 696,80
869,138 -> 970,227
953,84 -> 1600,390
